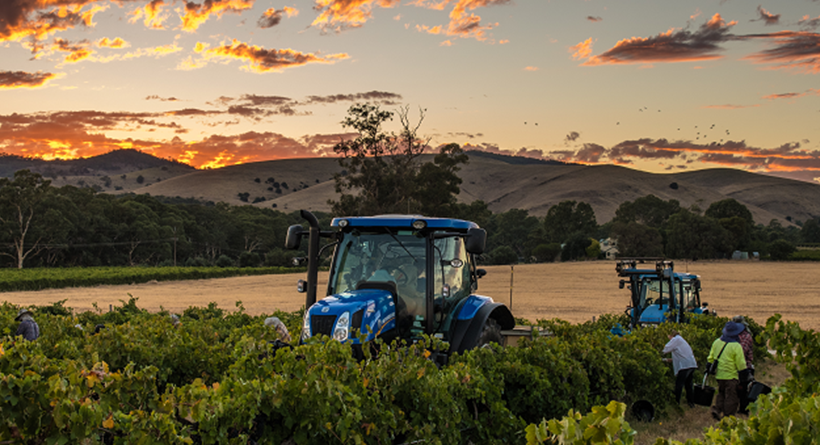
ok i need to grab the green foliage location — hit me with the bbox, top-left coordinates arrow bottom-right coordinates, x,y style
610,222 -> 663,258
543,201 -> 598,244
532,243 -> 562,263
0,266 -> 295,292
613,195 -> 681,229
488,245 -> 519,265
526,401 -> 635,445
768,239 -> 796,261
329,103 -> 468,217
789,249 -> 820,261
705,198 -> 754,226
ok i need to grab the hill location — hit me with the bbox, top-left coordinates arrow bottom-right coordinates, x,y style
3,149 -> 820,225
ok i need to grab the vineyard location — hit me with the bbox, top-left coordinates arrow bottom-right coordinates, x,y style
1,299 -> 818,444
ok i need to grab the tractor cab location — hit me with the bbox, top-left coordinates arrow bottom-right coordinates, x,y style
286,211 -> 514,357
617,259 -> 710,328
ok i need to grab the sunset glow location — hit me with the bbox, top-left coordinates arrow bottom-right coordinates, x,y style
1,0 -> 819,183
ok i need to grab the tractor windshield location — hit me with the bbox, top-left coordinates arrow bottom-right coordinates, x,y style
329,230 -> 427,321
642,279 -> 675,308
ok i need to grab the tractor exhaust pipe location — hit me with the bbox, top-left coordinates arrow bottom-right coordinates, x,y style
301,210 -> 321,309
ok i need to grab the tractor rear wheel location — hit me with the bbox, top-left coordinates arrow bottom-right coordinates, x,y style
477,317 -> 505,348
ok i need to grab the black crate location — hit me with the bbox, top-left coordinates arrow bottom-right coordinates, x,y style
747,382 -> 771,402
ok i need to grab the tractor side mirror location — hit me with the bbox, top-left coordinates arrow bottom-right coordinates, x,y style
285,224 -> 303,250
465,228 -> 486,254
619,280 -> 625,289
296,279 -> 307,293
476,268 -> 487,279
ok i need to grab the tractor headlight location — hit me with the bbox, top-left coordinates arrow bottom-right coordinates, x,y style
334,311 -> 350,342
301,311 -> 311,342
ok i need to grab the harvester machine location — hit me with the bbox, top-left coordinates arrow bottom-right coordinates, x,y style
284,210 -> 516,363
616,258 -> 713,329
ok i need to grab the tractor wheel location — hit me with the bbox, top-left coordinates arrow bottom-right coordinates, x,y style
476,317 -> 505,348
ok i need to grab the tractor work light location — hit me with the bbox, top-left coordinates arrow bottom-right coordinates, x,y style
412,219 -> 427,230
338,219 -> 349,228
334,311 -> 350,342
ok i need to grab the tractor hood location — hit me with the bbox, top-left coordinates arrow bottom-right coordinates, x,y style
302,289 -> 397,344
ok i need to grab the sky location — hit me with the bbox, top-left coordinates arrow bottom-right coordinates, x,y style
1,0 -> 819,183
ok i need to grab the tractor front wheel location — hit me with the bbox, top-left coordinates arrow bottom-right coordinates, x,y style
477,317 -> 505,348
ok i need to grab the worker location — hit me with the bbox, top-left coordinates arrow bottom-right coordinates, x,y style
265,316 -> 292,343
707,321 -> 747,420
732,315 -> 755,414
662,329 -> 698,408
15,308 -> 40,341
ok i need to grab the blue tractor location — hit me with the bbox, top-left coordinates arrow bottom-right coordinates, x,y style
285,210 -> 515,360
616,258 -> 712,329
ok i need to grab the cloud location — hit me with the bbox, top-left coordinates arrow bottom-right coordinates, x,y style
97,37 -> 129,49
305,91 -> 402,105
258,8 -> 282,28
762,88 -> 820,100
0,107 -> 344,167
702,104 -> 761,109
146,95 -> 180,101
580,14 -> 737,65
565,131 -> 580,142
798,15 -> 820,31
194,39 -> 349,72
754,5 -> 780,26
0,70 -> 60,89
553,138 -> 820,180
128,0 -> 168,30
587,16 -> 602,22
742,31 -> 820,73
180,0 -> 255,32
311,0 -> 402,33
569,38 -> 593,60
51,38 -> 93,63
0,0 -> 108,50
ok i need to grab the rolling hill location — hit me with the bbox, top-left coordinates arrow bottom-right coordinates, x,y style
3,149 -> 820,225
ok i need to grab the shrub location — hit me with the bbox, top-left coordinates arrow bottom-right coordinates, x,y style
488,246 -> 518,265
532,243 -> 561,263
215,255 -> 234,268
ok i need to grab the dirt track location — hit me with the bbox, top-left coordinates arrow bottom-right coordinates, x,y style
2,261 -> 819,331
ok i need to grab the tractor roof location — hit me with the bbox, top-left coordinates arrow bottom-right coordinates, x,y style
331,215 -> 478,231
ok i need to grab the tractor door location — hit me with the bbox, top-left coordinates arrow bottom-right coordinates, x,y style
430,235 -> 473,335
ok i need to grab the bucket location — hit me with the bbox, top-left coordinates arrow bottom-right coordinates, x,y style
747,382 -> 771,402
631,400 -> 655,422
693,375 -> 716,407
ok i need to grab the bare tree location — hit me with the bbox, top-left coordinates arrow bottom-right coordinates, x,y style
0,170 -> 52,269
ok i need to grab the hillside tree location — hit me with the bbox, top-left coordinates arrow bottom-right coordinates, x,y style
329,103 -> 467,216
542,200 -> 597,244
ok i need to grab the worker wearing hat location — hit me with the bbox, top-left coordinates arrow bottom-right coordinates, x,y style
15,308 -> 40,341
732,315 -> 755,414
707,321 -> 747,420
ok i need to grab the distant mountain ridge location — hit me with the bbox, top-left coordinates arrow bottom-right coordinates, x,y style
0,149 -> 193,177
2,149 -> 819,225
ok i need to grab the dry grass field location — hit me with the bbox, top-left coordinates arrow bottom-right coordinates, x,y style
3,260 -> 819,331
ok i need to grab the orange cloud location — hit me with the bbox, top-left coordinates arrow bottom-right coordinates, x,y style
258,6 -> 298,28
180,0 -> 255,32
569,38 -> 593,60
197,39 -> 349,73
129,0 -> 168,29
523,66 -> 538,71
311,0 -> 401,32
581,14 -> 736,66
97,37 -> 128,48
0,1 -> 109,51
742,31 -> 820,74
0,70 -> 60,89
51,37 -> 93,63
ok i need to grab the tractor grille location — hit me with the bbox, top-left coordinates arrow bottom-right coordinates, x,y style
351,310 -> 363,334
311,315 -> 336,337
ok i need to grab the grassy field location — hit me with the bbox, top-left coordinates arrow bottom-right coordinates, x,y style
3,260 -> 819,330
